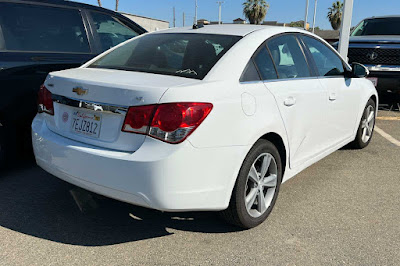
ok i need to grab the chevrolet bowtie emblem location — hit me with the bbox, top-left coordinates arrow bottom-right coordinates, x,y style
72,87 -> 88,96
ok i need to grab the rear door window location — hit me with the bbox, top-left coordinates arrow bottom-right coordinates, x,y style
89,12 -> 139,52
0,2 -> 90,53
267,35 -> 311,79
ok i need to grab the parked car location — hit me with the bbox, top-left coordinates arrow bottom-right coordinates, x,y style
0,0 -> 146,167
32,25 -> 377,228
340,16 -> 400,106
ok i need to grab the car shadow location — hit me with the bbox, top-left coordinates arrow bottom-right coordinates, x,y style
0,165 -> 240,247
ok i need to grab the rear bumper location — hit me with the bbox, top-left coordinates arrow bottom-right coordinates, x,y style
32,114 -> 249,211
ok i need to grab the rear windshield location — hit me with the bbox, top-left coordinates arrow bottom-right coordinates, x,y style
89,33 -> 241,79
352,18 -> 400,36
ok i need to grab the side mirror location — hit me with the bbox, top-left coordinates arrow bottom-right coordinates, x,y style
351,63 -> 369,78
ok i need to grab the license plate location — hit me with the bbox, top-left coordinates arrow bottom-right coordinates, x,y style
367,77 -> 378,87
71,111 -> 102,138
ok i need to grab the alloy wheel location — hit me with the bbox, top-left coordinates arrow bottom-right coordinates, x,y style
244,153 -> 278,218
361,105 -> 375,143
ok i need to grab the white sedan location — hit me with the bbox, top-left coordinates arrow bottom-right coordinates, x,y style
32,25 -> 378,228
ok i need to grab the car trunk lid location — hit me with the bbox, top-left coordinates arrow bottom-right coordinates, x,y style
44,68 -> 199,151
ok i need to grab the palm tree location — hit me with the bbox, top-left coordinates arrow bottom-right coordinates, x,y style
97,0 -> 102,7
115,0 -> 119,11
243,0 -> 269,25
327,1 -> 343,30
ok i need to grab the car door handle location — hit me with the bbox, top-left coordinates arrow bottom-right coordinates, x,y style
284,97 -> 296,106
329,93 -> 337,101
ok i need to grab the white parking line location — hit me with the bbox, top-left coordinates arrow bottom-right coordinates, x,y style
375,126 -> 400,147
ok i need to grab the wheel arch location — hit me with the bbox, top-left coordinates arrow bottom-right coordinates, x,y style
370,94 -> 378,109
224,131 -> 289,208
259,132 -> 287,177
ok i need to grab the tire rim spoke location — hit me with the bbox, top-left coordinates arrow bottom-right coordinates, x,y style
257,189 -> 267,214
365,107 -> 370,119
245,188 -> 258,210
260,154 -> 271,178
367,110 -> 374,123
262,174 -> 277,187
248,165 -> 259,183
362,128 -> 367,142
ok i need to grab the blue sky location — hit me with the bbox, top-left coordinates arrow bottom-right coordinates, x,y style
77,0 -> 400,30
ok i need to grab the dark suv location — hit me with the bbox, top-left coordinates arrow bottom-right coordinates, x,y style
346,16 -> 400,105
0,0 -> 146,166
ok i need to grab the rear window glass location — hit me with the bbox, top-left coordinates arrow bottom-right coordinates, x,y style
90,11 -> 139,52
352,18 -> 400,36
89,33 -> 241,79
0,3 -> 90,53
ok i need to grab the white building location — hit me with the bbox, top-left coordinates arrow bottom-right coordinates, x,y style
119,12 -> 169,32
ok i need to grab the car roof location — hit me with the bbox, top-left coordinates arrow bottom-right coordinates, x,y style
364,15 -> 400,20
152,24 -> 305,37
6,0 -> 147,33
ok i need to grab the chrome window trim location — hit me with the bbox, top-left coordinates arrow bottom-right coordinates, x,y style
52,94 -> 128,115
239,80 -> 264,85
240,76 -> 332,84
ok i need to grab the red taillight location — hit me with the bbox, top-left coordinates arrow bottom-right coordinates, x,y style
38,85 -> 54,115
149,103 -> 213,143
122,102 -> 213,144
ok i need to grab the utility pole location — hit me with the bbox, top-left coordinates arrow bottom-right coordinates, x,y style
338,0 -> 354,60
312,0 -> 317,33
115,0 -> 119,11
304,0 -> 309,30
183,12 -> 185,27
173,7 -> 176,27
97,0 -> 102,7
194,0 -> 198,24
217,1 -> 224,25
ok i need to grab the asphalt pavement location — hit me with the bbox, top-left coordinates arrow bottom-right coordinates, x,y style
0,111 -> 399,265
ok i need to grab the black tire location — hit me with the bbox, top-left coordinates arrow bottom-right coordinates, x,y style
220,139 -> 283,229
350,98 -> 376,149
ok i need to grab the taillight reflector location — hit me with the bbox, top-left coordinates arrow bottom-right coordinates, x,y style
38,85 -> 54,115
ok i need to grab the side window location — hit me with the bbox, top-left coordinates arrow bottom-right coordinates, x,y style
240,60 -> 260,82
0,3 -> 90,53
90,12 -> 139,52
301,35 -> 345,77
267,35 -> 311,79
253,47 -> 278,80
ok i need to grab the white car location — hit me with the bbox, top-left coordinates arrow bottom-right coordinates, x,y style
32,25 -> 378,228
